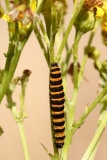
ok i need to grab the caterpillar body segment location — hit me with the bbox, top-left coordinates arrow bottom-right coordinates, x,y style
49,63 -> 65,148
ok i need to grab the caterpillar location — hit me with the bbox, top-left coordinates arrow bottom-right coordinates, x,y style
49,63 -> 65,148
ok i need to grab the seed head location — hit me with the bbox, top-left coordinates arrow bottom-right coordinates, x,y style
84,0 -> 103,11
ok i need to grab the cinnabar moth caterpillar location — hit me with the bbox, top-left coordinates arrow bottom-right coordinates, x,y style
49,63 -> 65,148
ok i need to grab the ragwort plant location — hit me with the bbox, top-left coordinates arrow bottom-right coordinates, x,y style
0,0 -> 107,160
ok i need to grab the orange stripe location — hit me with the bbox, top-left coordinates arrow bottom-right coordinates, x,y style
51,70 -> 61,74
50,77 -> 61,81
50,90 -> 63,95
53,125 -> 64,130
56,139 -> 64,143
51,66 -> 59,70
51,97 -> 64,101
55,132 -> 65,138
50,84 -> 62,88
51,104 -> 64,108
53,117 -> 64,123
52,110 -> 64,115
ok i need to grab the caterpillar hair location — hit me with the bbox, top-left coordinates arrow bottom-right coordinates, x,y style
49,63 -> 65,148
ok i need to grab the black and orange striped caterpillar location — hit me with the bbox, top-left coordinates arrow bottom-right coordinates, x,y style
49,63 -> 65,148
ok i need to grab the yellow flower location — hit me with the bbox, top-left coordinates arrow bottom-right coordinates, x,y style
2,0 -> 36,25
1,0 -> 37,35
94,6 -> 104,18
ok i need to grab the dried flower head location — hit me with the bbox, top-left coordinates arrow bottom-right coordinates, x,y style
2,0 -> 37,25
84,0 -> 103,11
53,0 -> 67,14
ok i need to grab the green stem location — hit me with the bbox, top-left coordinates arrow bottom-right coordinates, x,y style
73,31 -> 82,89
5,0 -> 10,11
60,25 -> 106,159
81,112 -> 107,160
36,0 -> 47,14
73,0 -> 79,13
56,0 -> 85,61
75,84 -> 107,130
78,54 -> 88,85
1,42 -> 15,86
88,104 -> 107,159
17,122 -> 30,160
33,24 -> 49,66
78,19 -> 101,85
66,86 -> 107,160
60,31 -> 82,160
88,141 -> 100,160
0,28 -> 32,102
37,19 -> 50,47
65,47 -> 72,66
11,106 -> 30,160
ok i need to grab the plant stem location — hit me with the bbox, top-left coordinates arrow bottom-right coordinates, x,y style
17,122 -> 30,160
60,31 -> 82,160
75,84 -> 107,130
88,141 -> 99,160
5,0 -> 10,11
81,112 -> 107,160
60,26 -> 107,159
37,19 -> 50,47
78,20 -> 101,86
56,0 -> 85,61
73,31 -> 82,89
33,24 -> 49,66
0,29 -> 32,102
36,0 -> 47,14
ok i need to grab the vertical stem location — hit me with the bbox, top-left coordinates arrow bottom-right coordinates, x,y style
33,24 -> 49,66
73,32 -> 82,89
5,0 -> 10,11
36,0 -> 47,14
0,29 -> 32,102
56,0 -> 85,61
17,122 -> 30,160
60,31 -> 82,160
0,47 -> 21,102
81,112 -> 107,160
70,31 -> 82,123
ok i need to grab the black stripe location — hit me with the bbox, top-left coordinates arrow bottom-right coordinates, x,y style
53,121 -> 65,126
55,135 -> 65,140
51,63 -> 58,67
50,99 -> 65,105
51,68 -> 60,72
50,92 -> 64,99
52,112 -> 64,119
50,72 -> 61,78
56,143 -> 64,148
50,79 -> 62,85
51,106 -> 64,111
50,85 -> 63,92
54,128 -> 65,132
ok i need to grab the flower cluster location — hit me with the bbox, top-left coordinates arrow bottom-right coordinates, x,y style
2,0 -> 36,29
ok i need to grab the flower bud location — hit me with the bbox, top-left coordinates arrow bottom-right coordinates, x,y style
101,60 -> 107,71
85,46 -> 100,60
94,60 -> 102,71
74,8 -> 95,34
